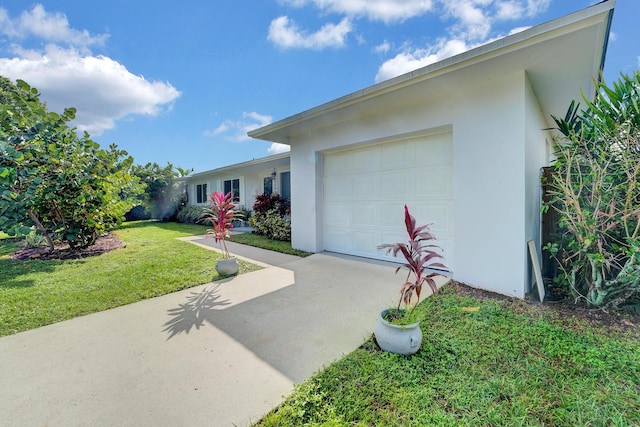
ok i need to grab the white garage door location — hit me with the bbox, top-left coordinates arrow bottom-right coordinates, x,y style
323,132 -> 453,270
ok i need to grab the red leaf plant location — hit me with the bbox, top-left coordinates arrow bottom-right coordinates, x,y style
378,205 -> 447,319
199,191 -> 243,259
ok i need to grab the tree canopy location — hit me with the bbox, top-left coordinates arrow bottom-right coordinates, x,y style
0,76 -> 143,250
130,162 -> 192,220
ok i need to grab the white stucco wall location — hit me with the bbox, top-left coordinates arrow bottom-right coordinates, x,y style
186,157 -> 290,211
452,72 -> 525,297
289,68 -> 550,298
524,73 -> 554,294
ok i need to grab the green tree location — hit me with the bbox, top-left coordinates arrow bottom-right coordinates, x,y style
0,76 -> 142,250
547,72 -> 640,309
131,162 -> 192,220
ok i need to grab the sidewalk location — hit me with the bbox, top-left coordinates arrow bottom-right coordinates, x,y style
0,242 -> 409,426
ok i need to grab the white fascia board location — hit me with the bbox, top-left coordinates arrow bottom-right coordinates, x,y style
248,0 -> 615,144
187,152 -> 290,179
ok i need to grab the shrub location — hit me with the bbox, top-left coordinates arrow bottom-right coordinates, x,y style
546,72 -> 640,309
177,206 -> 205,224
253,193 -> 289,216
249,209 -> 291,241
125,205 -> 151,221
20,230 -> 49,249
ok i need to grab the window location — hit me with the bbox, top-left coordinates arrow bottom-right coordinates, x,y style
223,179 -> 240,203
196,184 -> 207,204
280,171 -> 291,201
263,177 -> 273,196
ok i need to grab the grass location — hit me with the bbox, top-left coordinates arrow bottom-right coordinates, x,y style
257,284 -> 640,426
230,232 -> 311,257
0,221 -> 260,336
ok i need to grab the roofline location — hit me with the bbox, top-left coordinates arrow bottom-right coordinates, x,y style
186,151 -> 290,179
597,1 -> 615,84
249,0 -> 615,142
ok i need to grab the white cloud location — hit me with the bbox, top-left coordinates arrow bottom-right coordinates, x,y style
495,0 -> 550,20
375,40 -> 391,53
375,38 -> 470,82
268,16 -> 352,49
279,0 -> 435,24
205,112 -> 273,142
373,0 -> 551,82
496,1 -> 524,20
0,5 -> 179,135
441,0 -> 492,41
268,143 -> 291,154
0,4 -> 108,51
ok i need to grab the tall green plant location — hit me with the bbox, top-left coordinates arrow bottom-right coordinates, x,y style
0,77 -> 142,250
547,72 -> 640,309
131,162 -> 192,220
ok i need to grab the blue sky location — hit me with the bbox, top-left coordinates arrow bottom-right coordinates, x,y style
0,0 -> 637,173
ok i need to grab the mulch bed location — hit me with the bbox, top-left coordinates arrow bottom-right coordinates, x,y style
9,232 -> 126,261
453,281 -> 640,339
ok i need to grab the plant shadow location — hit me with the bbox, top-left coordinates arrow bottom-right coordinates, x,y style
163,285 -> 231,340
0,259 -> 64,289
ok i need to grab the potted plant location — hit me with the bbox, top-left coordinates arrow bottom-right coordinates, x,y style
199,191 -> 244,275
374,205 -> 447,355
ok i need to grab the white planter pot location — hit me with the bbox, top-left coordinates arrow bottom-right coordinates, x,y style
216,257 -> 239,275
374,309 -> 423,355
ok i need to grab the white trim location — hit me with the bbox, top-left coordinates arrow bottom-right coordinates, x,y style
249,1 -> 614,144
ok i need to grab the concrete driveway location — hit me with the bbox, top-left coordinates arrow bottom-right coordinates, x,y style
0,241 -> 409,426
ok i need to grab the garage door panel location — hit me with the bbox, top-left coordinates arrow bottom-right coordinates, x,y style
351,231 -> 380,252
353,174 -> 380,198
325,202 -> 351,225
379,202 -> 409,232
357,205 -> 379,227
324,175 -> 353,200
381,141 -> 414,167
415,134 -> 452,164
351,149 -> 380,172
415,166 -> 452,198
324,132 -> 453,269
325,228 -> 351,251
380,171 -> 410,197
412,203 -> 452,234
324,154 -> 350,174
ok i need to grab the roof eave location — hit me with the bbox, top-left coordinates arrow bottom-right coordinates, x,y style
187,151 -> 290,178
249,0 -> 615,144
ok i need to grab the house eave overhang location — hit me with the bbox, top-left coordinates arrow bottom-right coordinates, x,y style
249,1 -> 615,144
186,151 -> 290,179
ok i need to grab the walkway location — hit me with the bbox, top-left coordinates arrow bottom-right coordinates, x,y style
0,240 -> 420,426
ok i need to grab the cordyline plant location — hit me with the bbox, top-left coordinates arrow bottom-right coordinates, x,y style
199,191 -> 243,259
378,205 -> 447,319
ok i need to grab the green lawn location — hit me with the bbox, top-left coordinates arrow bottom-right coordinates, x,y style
230,232 -> 311,257
0,221 -> 260,336
258,284 -> 640,426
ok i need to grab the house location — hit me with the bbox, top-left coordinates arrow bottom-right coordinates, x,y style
248,2 -> 615,299
185,152 -> 290,211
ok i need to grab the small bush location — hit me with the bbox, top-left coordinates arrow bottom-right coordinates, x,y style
125,205 -> 151,221
176,206 -> 205,224
249,209 -> 291,241
20,230 -> 49,249
253,193 -> 289,216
